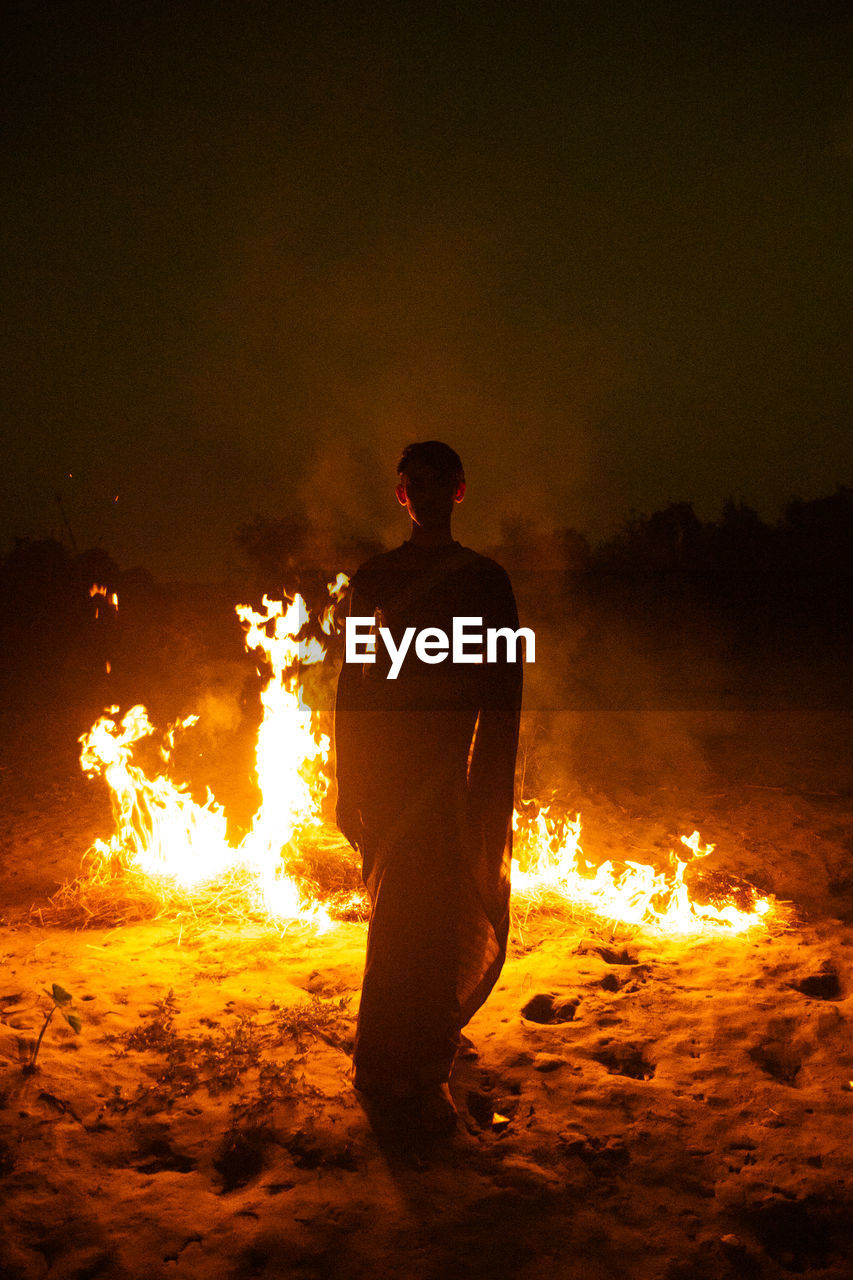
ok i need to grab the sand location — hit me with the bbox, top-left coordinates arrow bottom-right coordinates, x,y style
2,642 -> 853,1278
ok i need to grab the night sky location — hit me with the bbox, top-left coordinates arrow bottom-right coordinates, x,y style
3,1 -> 851,580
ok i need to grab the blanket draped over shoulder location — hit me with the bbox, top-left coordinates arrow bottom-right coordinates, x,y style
334,540 -> 522,1094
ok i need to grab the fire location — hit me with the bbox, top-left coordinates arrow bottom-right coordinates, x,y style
89,584 -> 119,617
79,573 -> 773,935
79,578 -> 349,925
511,811 -> 771,933
233,593 -> 336,918
80,705 -> 232,885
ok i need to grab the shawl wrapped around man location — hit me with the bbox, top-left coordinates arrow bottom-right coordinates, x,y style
334,540 -> 522,1095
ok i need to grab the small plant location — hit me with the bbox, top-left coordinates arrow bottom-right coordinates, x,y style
23,983 -> 82,1074
100,990 -> 351,1114
273,993 -> 352,1050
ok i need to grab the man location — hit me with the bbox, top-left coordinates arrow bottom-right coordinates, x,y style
334,441 -> 523,1134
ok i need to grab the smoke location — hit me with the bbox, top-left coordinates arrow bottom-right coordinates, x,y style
513,578 -> 742,809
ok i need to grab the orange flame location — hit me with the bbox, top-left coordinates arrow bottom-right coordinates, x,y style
89,584 -> 119,617
79,572 -> 772,934
79,578 -> 350,925
511,811 -> 771,933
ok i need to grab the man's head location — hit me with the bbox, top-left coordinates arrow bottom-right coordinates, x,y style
395,442 -> 466,530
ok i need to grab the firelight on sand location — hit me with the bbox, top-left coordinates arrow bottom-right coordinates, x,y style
79,575 -> 773,935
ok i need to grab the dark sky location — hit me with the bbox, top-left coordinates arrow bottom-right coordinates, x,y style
3,1 -> 851,579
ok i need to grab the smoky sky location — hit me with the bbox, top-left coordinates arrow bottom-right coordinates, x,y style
2,1 -> 851,579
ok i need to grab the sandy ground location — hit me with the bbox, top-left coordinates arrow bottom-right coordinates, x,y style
2,664 -> 853,1277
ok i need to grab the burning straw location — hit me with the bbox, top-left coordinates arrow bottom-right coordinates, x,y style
15,576 -> 777,940
18,826 -> 368,934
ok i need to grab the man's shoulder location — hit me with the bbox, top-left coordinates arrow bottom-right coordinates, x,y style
460,547 -> 511,577
349,544 -> 409,592
352,543 -> 409,574
352,542 -> 509,580
350,543 -> 513,610
451,546 -> 514,591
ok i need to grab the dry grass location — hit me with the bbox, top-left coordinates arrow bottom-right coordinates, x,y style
7,822 -> 788,945
10,829 -> 369,932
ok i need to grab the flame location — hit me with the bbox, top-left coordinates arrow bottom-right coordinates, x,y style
79,578 -> 349,925
79,569 -> 772,935
511,810 -> 771,933
234,594 -> 332,918
80,705 -> 233,885
90,584 -> 119,618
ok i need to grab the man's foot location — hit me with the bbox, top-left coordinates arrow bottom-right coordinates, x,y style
415,1083 -> 457,1136
354,1077 -> 457,1137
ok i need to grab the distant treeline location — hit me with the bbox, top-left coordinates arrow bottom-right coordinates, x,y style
586,487 -> 853,578
233,486 -> 853,578
0,539 -> 135,620
1,485 -> 850,710
4,484 -> 852,603
230,488 -> 853,693
1,484 -> 850,640
0,539 -> 237,698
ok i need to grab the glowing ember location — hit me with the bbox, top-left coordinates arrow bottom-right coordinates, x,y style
89,584 -> 119,616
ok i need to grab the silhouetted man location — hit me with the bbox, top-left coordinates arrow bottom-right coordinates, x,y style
334,441 -> 523,1133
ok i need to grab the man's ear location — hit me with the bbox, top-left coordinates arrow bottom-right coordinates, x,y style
395,483 -> 408,506
454,482 -> 466,504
